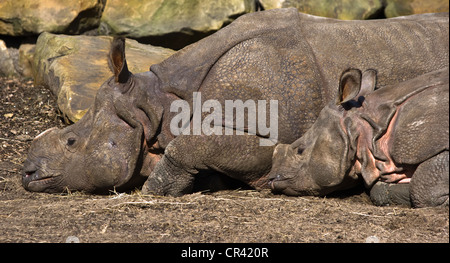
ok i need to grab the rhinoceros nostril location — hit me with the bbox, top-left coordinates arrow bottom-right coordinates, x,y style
24,171 -> 36,178
268,174 -> 283,189
22,161 -> 38,178
22,169 -> 38,182
272,174 -> 282,181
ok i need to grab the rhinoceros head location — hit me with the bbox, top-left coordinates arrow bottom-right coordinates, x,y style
269,69 -> 377,196
22,38 -> 162,193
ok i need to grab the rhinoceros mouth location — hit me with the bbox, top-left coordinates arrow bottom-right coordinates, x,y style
22,170 -> 61,192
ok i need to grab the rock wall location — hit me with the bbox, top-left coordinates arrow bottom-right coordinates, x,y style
385,0 -> 449,18
260,0 -> 384,20
2,0 -> 448,40
0,0 -> 105,36
99,0 -> 255,37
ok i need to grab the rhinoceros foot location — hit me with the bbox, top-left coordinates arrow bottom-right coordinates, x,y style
410,151 -> 449,208
370,181 -> 411,207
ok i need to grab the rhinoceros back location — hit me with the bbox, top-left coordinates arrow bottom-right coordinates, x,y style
390,71 -> 449,165
151,8 -> 306,102
301,12 -> 449,102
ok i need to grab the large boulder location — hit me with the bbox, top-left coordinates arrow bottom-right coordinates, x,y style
0,40 -> 35,78
0,0 -> 105,36
259,0 -> 383,20
18,44 -> 36,79
0,40 -> 19,78
33,32 -> 175,122
99,0 -> 255,38
385,0 -> 449,18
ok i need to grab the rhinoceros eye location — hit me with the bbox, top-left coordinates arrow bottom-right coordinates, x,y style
62,132 -> 79,152
67,138 -> 76,146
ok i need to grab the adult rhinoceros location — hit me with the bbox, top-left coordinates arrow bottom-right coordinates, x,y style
22,9 -> 449,196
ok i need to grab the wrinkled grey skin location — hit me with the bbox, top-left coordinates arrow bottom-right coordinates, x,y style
269,68 -> 449,207
22,9 -> 449,196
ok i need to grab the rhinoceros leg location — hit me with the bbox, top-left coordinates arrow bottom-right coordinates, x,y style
410,151 -> 449,208
369,181 -> 411,207
142,128 -> 274,196
141,153 -> 195,196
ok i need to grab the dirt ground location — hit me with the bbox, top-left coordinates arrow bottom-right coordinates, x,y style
0,77 -> 448,243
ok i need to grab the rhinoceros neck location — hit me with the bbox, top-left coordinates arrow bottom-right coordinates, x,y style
349,68 -> 449,187
301,14 -> 449,101
142,73 -> 181,150
358,68 -> 448,148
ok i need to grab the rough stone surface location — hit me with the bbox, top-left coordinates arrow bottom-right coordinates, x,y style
18,44 -> 36,79
99,0 -> 255,38
0,0 -> 105,36
0,40 -> 19,78
32,32 -> 174,122
259,0 -> 384,20
385,0 -> 449,18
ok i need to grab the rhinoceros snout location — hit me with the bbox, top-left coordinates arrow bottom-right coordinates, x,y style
21,159 -> 61,192
269,174 -> 294,194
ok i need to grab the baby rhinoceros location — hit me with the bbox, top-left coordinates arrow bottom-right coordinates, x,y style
269,68 -> 449,208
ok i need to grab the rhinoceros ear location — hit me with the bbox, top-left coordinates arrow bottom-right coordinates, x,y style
359,69 -> 377,97
337,69 -> 362,105
109,37 -> 131,84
